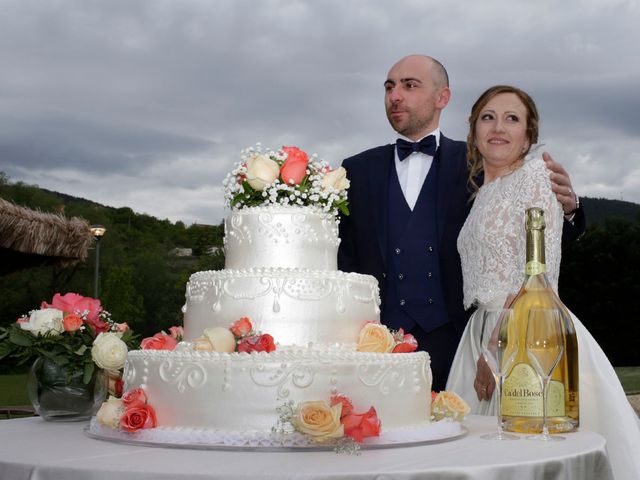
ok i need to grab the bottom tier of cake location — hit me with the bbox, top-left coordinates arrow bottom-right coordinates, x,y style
123,346 -> 432,432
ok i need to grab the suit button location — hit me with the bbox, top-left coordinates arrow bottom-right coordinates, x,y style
427,272 -> 432,278
427,245 -> 434,252
427,298 -> 434,304
398,273 -> 404,280
400,299 -> 406,306
395,247 -> 402,254
382,272 -> 387,278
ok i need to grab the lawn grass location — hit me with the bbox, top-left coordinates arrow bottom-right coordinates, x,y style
0,373 -> 29,406
614,367 -> 640,395
1,368 -> 638,411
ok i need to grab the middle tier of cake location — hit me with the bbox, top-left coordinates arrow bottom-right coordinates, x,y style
183,268 -> 381,345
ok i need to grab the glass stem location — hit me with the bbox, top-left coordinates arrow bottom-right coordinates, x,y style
541,376 -> 550,439
495,374 -> 504,436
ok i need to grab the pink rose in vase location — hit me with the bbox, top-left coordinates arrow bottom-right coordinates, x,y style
280,146 -> 309,185
62,313 -> 83,332
43,292 -> 108,333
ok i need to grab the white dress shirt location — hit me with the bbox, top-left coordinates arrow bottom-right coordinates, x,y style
394,128 -> 441,210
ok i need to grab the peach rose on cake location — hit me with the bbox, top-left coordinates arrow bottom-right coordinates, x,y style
431,391 -> 470,421
293,401 -> 344,441
91,332 -> 128,372
280,146 -> 309,185
245,153 -> 279,191
321,167 -> 350,191
96,396 -> 124,429
356,323 -> 396,353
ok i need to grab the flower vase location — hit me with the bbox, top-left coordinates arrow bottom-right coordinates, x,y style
27,357 -> 107,421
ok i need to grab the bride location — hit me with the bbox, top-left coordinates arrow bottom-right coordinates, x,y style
446,85 -> 640,480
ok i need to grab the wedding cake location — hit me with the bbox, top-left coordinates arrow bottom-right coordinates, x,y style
95,145 -> 434,446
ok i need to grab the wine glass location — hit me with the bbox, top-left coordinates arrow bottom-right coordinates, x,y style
479,308 -> 519,440
525,308 -> 565,441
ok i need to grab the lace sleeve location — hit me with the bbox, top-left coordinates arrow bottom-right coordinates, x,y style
514,158 -> 563,292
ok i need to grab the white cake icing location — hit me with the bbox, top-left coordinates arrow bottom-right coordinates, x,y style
224,206 -> 339,270
123,346 -> 432,432
119,203 -> 433,444
183,268 -> 380,344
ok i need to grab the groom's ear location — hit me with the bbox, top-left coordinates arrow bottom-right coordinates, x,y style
436,87 -> 451,109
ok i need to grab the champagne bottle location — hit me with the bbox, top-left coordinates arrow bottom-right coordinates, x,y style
501,207 -> 579,434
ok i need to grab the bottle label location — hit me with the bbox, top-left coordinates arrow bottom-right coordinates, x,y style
501,363 -> 565,416
525,260 -> 546,276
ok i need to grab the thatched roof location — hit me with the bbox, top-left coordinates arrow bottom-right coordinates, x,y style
0,197 -> 93,274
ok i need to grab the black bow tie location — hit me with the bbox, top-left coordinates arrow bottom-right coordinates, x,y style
396,135 -> 437,161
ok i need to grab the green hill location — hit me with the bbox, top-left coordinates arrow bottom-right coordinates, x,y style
1,172 -> 639,367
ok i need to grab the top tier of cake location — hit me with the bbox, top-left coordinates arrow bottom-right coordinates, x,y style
224,205 -> 340,270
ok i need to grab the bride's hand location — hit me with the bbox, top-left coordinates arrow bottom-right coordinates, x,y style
474,356 -> 496,401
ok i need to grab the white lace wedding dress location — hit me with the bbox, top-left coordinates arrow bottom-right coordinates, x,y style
446,157 -> 640,480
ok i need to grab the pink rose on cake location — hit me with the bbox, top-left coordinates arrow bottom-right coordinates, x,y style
280,146 -> 309,185
237,333 -> 276,353
140,331 -> 178,351
96,387 -> 157,433
229,316 -> 253,337
341,406 -> 381,443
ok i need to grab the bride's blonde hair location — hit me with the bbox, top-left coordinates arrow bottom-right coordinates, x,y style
467,85 -> 540,193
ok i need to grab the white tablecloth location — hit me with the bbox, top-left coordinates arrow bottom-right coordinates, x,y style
0,415 -> 614,480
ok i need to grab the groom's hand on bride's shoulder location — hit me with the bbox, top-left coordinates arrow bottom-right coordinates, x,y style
543,152 -> 579,217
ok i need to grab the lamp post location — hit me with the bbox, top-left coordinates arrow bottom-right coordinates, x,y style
90,225 -> 106,298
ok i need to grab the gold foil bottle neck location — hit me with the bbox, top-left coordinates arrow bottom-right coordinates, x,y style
525,207 -> 545,231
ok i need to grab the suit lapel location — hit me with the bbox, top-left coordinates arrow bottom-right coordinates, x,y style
368,145 -> 395,268
435,136 -> 459,243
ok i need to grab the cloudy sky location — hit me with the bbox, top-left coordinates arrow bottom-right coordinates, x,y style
2,0 -> 639,225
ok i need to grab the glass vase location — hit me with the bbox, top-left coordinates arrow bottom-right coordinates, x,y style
27,357 -> 107,421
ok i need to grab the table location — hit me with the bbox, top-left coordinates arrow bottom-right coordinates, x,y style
0,415 -> 614,480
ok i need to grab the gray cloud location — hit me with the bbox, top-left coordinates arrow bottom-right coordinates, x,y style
1,0 -> 639,223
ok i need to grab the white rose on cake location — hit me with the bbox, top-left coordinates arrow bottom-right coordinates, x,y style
19,308 -> 65,336
321,167 -> 350,192
246,154 -> 280,191
92,332 -> 129,372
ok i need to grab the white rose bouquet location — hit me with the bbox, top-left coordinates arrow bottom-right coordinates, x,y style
0,292 -> 138,384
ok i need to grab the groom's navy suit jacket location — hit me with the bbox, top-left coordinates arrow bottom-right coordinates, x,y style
338,135 -> 472,339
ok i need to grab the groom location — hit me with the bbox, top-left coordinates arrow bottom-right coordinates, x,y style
338,55 -> 584,390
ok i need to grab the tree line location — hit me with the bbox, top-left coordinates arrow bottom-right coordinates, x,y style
1,173 -> 639,367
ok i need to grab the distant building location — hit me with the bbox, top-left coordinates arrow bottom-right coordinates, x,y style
169,247 -> 193,257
